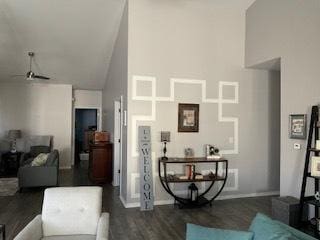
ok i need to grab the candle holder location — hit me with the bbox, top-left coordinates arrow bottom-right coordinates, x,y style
161,131 -> 170,160
188,183 -> 199,202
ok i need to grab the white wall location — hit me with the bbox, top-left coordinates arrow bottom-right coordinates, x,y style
125,0 -> 280,206
73,89 -> 102,130
246,0 -> 320,198
102,1 -> 128,200
74,90 -> 102,109
0,82 -> 72,168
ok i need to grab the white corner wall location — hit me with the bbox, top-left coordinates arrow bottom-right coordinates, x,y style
246,0 -> 320,197
102,1 -> 128,200
0,82 -> 72,168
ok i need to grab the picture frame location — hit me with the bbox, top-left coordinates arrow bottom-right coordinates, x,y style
311,156 -> 320,177
289,114 -> 307,139
178,103 -> 199,132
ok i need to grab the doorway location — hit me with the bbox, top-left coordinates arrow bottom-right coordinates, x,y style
74,109 -> 98,167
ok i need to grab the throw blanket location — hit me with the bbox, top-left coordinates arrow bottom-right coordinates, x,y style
31,153 -> 49,167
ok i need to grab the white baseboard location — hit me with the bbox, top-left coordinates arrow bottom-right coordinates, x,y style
119,191 -> 279,209
215,191 -> 280,200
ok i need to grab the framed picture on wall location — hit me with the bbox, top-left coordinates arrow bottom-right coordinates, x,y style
289,114 -> 307,139
311,156 -> 320,177
178,103 -> 199,132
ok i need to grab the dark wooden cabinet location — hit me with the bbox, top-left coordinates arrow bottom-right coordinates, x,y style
89,142 -> 113,183
0,152 -> 22,177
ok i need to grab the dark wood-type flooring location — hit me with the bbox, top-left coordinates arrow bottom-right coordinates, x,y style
0,163 -> 273,240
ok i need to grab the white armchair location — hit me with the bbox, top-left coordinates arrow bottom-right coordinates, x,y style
14,187 -> 109,240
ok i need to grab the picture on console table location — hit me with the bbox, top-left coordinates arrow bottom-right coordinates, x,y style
289,114 -> 307,139
178,103 -> 199,132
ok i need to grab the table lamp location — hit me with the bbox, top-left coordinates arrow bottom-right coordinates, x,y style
161,131 -> 170,160
8,130 -> 21,153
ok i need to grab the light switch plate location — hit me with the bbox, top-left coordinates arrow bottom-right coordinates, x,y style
294,143 -> 301,150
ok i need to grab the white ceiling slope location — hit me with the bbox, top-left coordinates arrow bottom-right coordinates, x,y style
0,0 -> 126,90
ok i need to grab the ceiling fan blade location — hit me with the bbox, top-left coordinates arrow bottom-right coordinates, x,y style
34,75 -> 50,80
10,74 -> 26,78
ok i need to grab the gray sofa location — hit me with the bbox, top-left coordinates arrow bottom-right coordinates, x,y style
18,146 -> 59,190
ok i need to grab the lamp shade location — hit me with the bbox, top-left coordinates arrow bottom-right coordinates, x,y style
161,131 -> 170,142
8,130 -> 21,140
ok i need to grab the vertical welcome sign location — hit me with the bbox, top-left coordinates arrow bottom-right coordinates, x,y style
138,126 -> 154,211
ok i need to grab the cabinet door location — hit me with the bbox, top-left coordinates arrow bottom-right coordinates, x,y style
92,148 -> 108,179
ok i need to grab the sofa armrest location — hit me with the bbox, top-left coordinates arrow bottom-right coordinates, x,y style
96,212 -> 109,240
14,215 -> 43,240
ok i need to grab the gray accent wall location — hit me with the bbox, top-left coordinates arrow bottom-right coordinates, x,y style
102,1 -> 128,200
246,0 -> 320,198
125,0 -> 281,206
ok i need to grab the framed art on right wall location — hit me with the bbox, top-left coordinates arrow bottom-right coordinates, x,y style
289,114 -> 307,139
311,156 -> 320,177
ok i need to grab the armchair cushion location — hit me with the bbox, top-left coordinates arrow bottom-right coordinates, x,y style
96,213 -> 109,240
42,187 -> 102,237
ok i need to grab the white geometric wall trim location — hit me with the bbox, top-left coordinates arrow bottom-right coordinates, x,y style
131,75 -> 239,159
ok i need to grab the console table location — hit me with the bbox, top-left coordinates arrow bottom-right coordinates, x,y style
158,157 -> 228,208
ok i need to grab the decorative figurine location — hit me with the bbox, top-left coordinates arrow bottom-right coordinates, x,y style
315,191 -> 320,201
185,148 -> 194,158
206,144 -> 221,159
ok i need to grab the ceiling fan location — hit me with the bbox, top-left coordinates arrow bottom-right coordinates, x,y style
12,52 -> 50,81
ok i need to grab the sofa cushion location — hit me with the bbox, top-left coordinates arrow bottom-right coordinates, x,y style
42,235 -> 96,240
186,223 -> 254,240
274,220 -> 317,240
31,153 -> 49,167
249,213 -> 300,240
42,187 -> 102,237
45,150 -> 59,166
30,146 -> 50,158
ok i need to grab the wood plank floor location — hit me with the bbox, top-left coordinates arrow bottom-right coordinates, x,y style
0,165 -> 273,240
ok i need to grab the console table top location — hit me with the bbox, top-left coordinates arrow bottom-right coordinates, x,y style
159,157 -> 227,163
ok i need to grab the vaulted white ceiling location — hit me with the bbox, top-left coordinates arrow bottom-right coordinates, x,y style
0,0 -> 125,89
